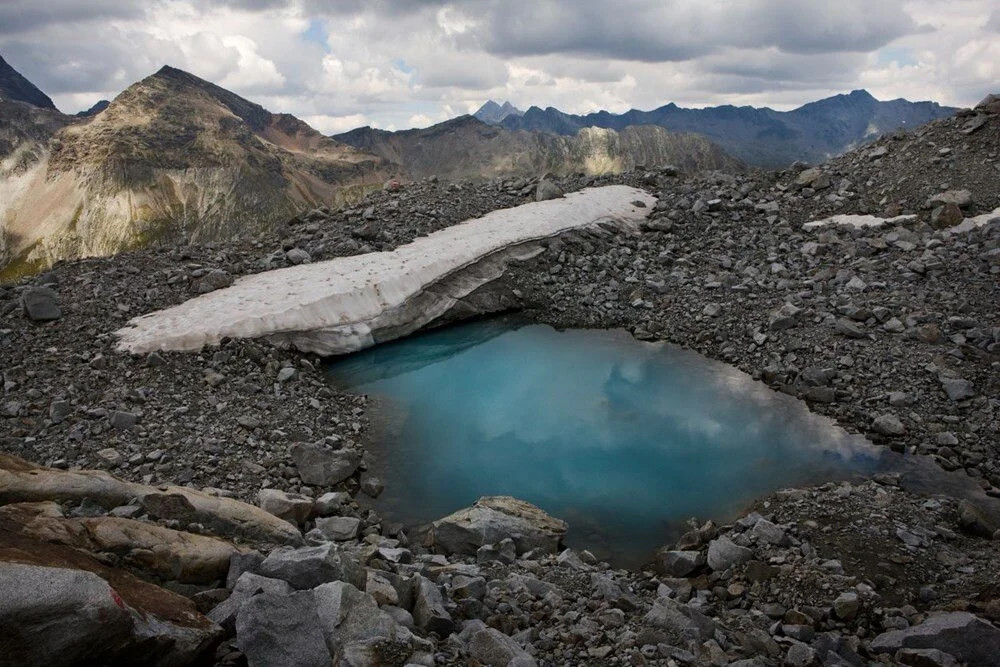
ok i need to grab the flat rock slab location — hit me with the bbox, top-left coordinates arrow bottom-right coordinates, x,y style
115,186 -> 655,356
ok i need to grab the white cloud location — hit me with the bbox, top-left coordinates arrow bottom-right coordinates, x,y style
0,0 -> 997,128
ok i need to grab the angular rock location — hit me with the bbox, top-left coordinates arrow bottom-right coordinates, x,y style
655,549 -> 705,577
257,488 -> 312,525
431,496 -> 567,556
535,180 -> 563,201
21,287 -> 61,321
707,537 -> 752,571
644,597 -> 716,643
957,500 -> 998,539
412,574 -> 454,636
289,442 -> 361,487
869,612 -> 1000,667
459,619 -> 537,667
313,516 -> 361,541
873,414 -> 906,436
236,590 -> 330,667
258,543 -> 364,591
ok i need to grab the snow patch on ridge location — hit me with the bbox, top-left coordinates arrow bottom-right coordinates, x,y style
803,206 -> 1000,232
115,185 -> 656,356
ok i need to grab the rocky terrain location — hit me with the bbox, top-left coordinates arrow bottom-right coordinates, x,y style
335,115 -> 741,181
0,95 -> 998,665
497,90 -> 956,167
0,61 -> 397,280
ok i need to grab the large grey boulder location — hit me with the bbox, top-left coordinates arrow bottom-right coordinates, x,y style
707,537 -> 752,571
0,560 -> 221,666
21,287 -> 61,321
257,488 -> 313,525
412,574 -> 455,636
290,442 -> 361,486
431,496 -> 567,556
313,516 -> 362,541
535,179 -> 563,201
236,590 -> 330,667
313,581 -> 431,664
644,597 -> 717,643
655,549 -> 705,577
258,543 -> 365,590
869,612 -> 1000,666
208,572 -> 293,633
458,619 -> 537,667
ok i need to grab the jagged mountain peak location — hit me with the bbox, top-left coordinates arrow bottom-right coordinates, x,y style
474,99 -> 524,124
0,53 -> 57,111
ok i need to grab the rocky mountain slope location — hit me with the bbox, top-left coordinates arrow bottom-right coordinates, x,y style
0,64 -> 396,280
0,54 -> 56,110
1,94 -> 997,665
335,115 -> 742,180
500,90 -> 956,167
473,99 -> 524,124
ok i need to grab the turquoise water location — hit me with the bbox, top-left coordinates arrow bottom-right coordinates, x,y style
327,318 -> 891,566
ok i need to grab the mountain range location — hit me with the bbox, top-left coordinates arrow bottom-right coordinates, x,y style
473,100 -> 524,124
0,62 -> 395,278
0,52 -> 962,278
335,115 -> 740,181
483,91 -> 956,166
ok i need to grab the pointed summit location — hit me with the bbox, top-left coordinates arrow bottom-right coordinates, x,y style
0,54 -> 57,110
473,99 -> 524,124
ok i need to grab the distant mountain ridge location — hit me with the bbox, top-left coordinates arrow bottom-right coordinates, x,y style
0,62 -> 396,278
498,90 -> 956,166
335,114 -> 741,181
474,100 -> 524,124
0,54 -> 56,110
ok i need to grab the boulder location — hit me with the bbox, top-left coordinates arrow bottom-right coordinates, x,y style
0,455 -> 302,546
313,581 -> 431,663
535,180 -> 563,201
289,442 -> 361,487
927,190 -> 973,209
1,503 -> 236,584
236,590 -> 330,667
458,619 -> 537,667
931,204 -> 964,229
873,414 -> 906,436
313,516 -> 361,541
258,543 -> 365,590
21,287 -> 61,321
707,537 -> 752,571
654,549 -> 705,577
869,612 -> 1000,667
431,496 -> 567,556
412,574 -> 455,636
644,597 -> 717,643
0,529 -> 221,666
208,572 -> 293,633
957,500 -> 998,539
194,269 -> 233,294
257,488 -> 313,525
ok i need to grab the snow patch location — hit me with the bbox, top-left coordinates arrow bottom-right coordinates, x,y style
115,185 -> 655,356
802,213 -> 916,230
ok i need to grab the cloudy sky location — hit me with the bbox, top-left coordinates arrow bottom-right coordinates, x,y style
1,0 -> 998,132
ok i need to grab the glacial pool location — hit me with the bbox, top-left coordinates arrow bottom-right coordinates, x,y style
326,318 -> 903,566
